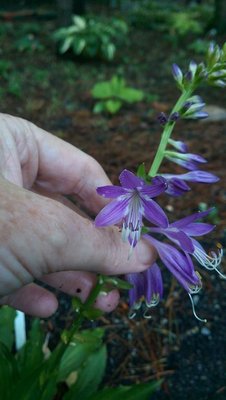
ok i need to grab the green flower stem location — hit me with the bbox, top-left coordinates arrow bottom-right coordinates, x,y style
67,274 -> 105,340
148,88 -> 193,178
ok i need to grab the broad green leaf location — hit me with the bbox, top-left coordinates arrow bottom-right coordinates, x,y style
73,38 -> 86,55
93,101 -> 105,113
16,319 -> 45,373
92,82 -> 113,99
118,87 -> 144,103
58,328 -> 105,382
105,99 -> 122,114
60,36 -> 74,54
72,15 -> 86,30
63,345 -> 107,400
0,306 -> 16,351
89,380 -> 162,400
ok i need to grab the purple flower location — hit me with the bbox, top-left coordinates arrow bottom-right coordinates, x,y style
181,96 -> 208,120
165,152 -> 207,171
168,138 -> 188,153
148,209 -> 224,276
95,169 -> 168,249
172,63 -> 183,88
126,263 -> 163,318
145,237 -> 202,294
160,171 -> 219,196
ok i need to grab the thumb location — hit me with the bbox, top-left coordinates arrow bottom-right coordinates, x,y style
0,178 -> 155,297
38,196 -> 156,276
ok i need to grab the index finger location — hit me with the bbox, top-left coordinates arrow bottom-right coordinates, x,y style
30,121 -> 111,213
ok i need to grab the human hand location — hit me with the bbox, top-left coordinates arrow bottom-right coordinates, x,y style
0,113 -> 155,317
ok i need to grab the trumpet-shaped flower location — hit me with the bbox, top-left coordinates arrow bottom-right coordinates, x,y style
95,169 -> 168,248
160,170 -> 219,196
148,209 -> 224,277
126,263 -> 163,318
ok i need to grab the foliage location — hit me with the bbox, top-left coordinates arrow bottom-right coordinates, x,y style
188,38 -> 212,55
0,60 -> 23,98
14,34 -> 44,53
53,15 -> 128,61
0,306 -> 161,400
128,0 -> 214,40
92,75 -> 144,114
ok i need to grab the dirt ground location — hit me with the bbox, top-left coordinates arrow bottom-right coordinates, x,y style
0,13 -> 226,400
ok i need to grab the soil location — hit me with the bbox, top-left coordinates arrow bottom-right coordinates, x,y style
0,8 -> 226,400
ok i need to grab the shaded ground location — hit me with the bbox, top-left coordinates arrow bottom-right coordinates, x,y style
0,11 -> 226,400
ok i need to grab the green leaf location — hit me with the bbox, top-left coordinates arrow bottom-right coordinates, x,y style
137,163 -> 146,179
16,319 -> 44,373
0,306 -> 16,351
0,342 -> 18,400
93,101 -> 105,113
92,81 -> 113,99
118,87 -> 144,103
73,38 -> 86,55
89,380 -> 162,400
104,43 -> 115,60
82,307 -> 103,320
63,345 -> 107,400
60,36 -> 74,53
58,328 -> 105,383
105,99 -> 122,114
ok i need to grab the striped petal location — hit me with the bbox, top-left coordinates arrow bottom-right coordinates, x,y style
119,169 -> 144,189
95,197 -> 129,226
97,185 -> 126,198
142,198 -> 168,227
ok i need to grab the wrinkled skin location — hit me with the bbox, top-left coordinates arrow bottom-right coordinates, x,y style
0,113 -> 155,317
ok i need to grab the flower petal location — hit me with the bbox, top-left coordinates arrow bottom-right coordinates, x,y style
144,263 -> 163,305
183,222 -> 215,236
142,198 -> 168,227
165,178 -> 190,196
140,179 -> 166,198
126,273 -> 144,307
97,185 -> 126,198
171,208 -> 214,229
119,169 -> 144,189
95,197 -> 129,226
146,236 -> 199,291
163,229 -> 194,253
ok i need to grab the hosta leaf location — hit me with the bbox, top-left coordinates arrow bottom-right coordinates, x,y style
58,328 -> 105,382
63,345 -> 107,400
89,380 -> 162,400
0,306 -> 16,351
105,99 -> 122,114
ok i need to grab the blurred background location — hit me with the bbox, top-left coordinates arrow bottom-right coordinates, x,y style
0,1 -> 226,399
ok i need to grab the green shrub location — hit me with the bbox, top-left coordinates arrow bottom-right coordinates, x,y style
92,75 -> 144,114
0,306 -> 162,400
53,15 -> 128,61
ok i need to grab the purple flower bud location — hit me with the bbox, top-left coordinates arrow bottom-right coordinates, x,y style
169,112 -> 180,122
189,60 -> 198,77
168,138 -> 188,153
157,112 -> 168,125
185,70 -> 193,81
172,63 -> 183,87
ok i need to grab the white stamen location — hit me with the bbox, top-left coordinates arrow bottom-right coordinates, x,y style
146,294 -> 160,308
128,301 -> 142,319
193,245 -> 224,277
188,293 -> 207,323
143,308 -> 153,319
